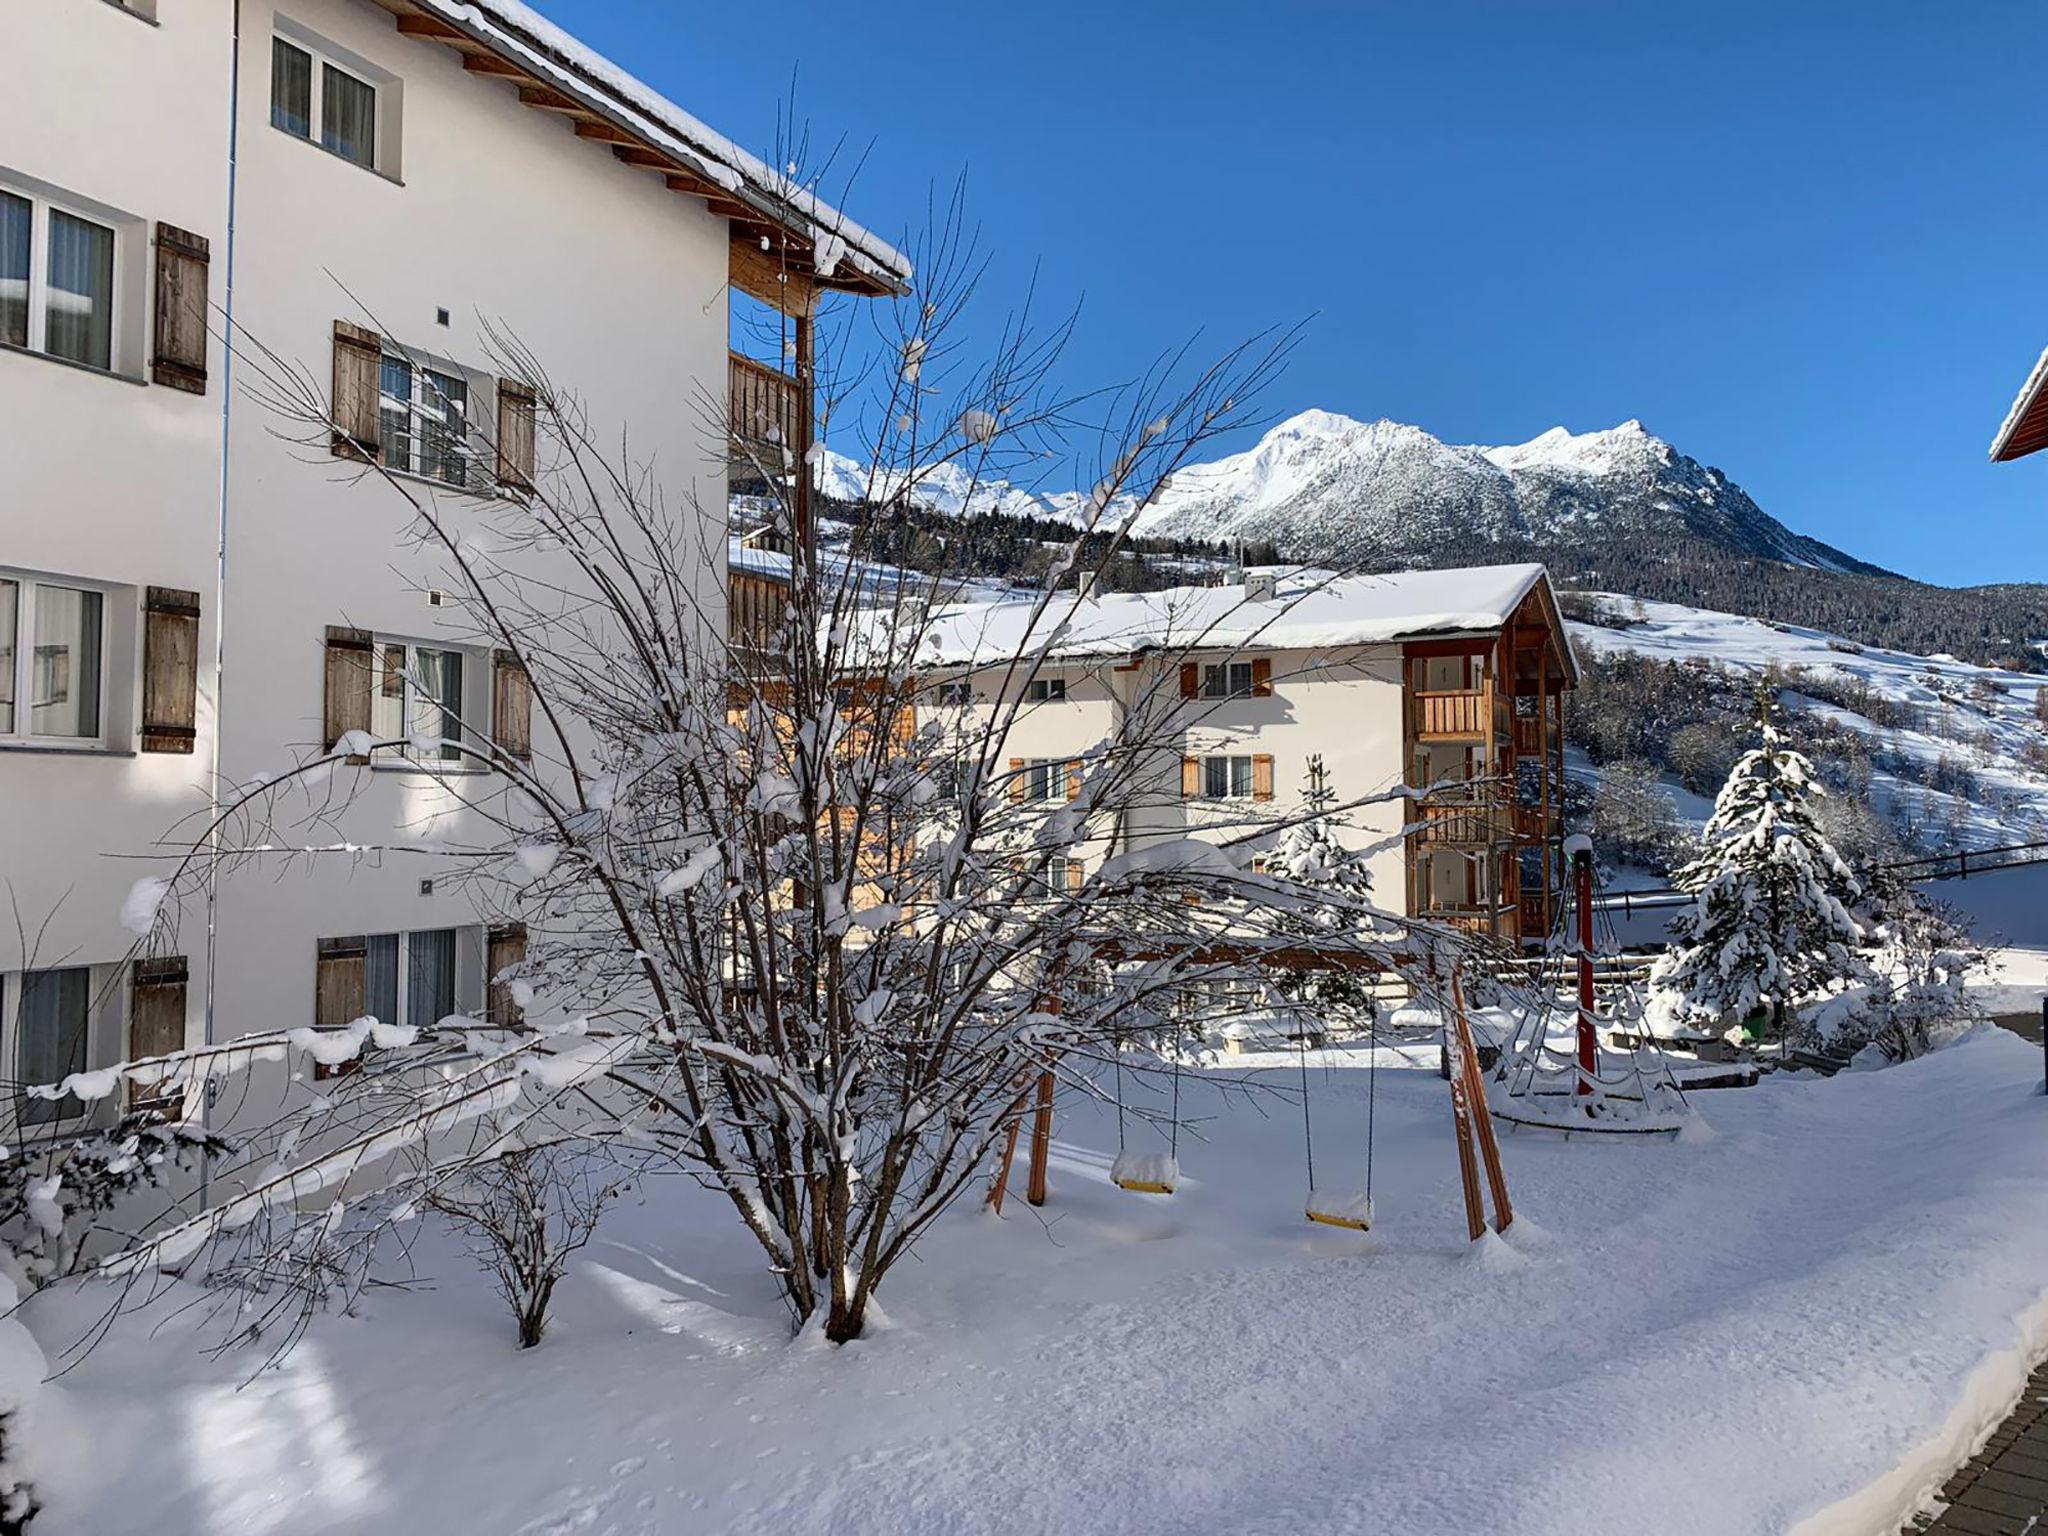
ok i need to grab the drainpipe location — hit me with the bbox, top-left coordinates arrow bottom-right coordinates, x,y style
201,0 -> 245,1192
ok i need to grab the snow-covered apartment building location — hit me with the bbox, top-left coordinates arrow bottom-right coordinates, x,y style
2,0 -> 904,1128
920,565 -> 1578,947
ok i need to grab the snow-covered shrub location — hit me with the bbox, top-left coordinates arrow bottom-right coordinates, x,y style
0,1114 -> 234,1287
428,1141 -> 636,1349
1806,885 -> 1989,1063
1650,689 -> 1871,1039
0,1274 -> 41,1536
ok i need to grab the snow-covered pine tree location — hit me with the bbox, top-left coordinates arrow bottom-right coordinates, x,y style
1269,755 -> 1377,1025
1649,687 -> 1869,1039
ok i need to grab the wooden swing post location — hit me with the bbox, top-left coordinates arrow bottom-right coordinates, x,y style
1450,967 -> 1514,1235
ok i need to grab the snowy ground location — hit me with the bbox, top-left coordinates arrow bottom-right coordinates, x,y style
21,1030 -> 2048,1536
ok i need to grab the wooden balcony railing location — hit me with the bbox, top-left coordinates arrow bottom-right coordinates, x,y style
1414,689 -> 1488,738
1413,797 -> 1513,847
730,351 -> 801,474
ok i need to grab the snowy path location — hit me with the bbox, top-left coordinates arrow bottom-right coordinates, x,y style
24,1030 -> 2048,1536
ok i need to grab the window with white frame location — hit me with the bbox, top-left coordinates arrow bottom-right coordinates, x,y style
0,186 -> 118,371
365,929 -> 462,1028
379,352 -> 474,486
1201,661 -> 1255,699
1034,853 -> 1075,898
1201,754 -> 1254,800
1023,757 -> 1065,803
370,638 -> 469,764
0,574 -> 105,743
271,32 -> 381,170
13,967 -> 93,1128
1025,676 -> 1067,703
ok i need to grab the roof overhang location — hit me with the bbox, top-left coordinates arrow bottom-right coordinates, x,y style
369,1 -> 913,313
1991,344 -> 2048,462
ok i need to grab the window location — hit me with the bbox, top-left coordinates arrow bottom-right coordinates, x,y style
1025,676 -> 1067,703
1023,758 -> 1065,803
1034,854 -> 1075,898
1416,653 -> 1482,692
380,353 -> 472,486
1202,662 -> 1255,699
0,576 -> 104,742
366,929 -> 458,1029
1202,755 -> 1254,800
272,34 -> 379,169
938,680 -> 974,707
0,188 -> 116,370
17,968 -> 91,1127
370,639 -> 467,763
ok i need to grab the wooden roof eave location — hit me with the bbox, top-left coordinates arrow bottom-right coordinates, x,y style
1991,344 -> 2048,462
372,1 -> 910,311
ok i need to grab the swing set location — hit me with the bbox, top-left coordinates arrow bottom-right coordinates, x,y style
986,939 -> 1514,1244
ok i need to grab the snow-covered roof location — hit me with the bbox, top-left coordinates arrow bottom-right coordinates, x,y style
400,1 -> 911,294
915,564 -> 1569,670
1990,343 -> 2048,462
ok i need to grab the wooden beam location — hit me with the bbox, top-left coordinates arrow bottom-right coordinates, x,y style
574,120 -> 639,146
462,53 -> 527,78
518,85 -> 599,118
395,13 -> 466,40
614,145 -> 683,173
730,233 -> 820,317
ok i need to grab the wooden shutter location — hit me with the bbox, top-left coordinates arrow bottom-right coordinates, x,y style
150,223 -> 210,394
128,956 -> 189,1113
331,320 -> 382,461
1065,858 -> 1085,893
141,586 -> 201,754
496,379 -> 536,488
1251,657 -> 1273,697
1252,754 -> 1276,801
323,626 -> 374,758
1008,757 -> 1026,803
1065,759 -> 1083,801
492,650 -> 533,761
1180,663 -> 1200,699
314,937 -> 368,1079
487,922 -> 528,1026
315,937 -> 368,1028
1181,756 -> 1200,798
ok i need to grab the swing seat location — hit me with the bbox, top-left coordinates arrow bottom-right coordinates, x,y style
1304,1188 -> 1373,1231
1111,1152 -> 1178,1195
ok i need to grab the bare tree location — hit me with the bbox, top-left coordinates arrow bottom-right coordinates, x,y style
47,187 -> 1482,1351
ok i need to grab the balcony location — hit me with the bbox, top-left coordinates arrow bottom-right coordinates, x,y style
1412,796 -> 1513,848
730,351 -> 801,477
1413,689 -> 1487,739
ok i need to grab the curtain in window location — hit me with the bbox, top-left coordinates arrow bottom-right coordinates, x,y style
406,929 -> 456,1028
0,579 -> 14,734
30,585 -> 100,738
378,355 -> 413,469
0,191 -> 28,348
321,65 -> 377,167
271,38 -> 312,137
412,648 -> 463,760
19,968 -> 90,1127
365,933 -> 400,1025
45,210 -> 113,369
419,369 -> 468,487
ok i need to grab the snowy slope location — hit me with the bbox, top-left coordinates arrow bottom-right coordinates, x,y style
1569,595 -> 2048,847
25,1030 -> 2048,1536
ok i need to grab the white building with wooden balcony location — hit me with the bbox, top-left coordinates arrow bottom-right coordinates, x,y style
918,564 -> 1577,948
1,0 -> 905,1134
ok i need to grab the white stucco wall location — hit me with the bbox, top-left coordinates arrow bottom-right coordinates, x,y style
0,0 -> 235,1077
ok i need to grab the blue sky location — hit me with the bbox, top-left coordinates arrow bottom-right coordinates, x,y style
538,0 -> 2048,587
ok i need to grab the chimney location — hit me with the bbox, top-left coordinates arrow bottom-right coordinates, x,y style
1244,569 -> 1278,603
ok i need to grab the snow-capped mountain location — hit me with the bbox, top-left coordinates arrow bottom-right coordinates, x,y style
1125,411 -> 1890,577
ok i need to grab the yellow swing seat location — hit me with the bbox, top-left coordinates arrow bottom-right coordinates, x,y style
1305,1188 -> 1373,1231
1111,1151 -> 1179,1196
